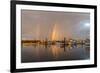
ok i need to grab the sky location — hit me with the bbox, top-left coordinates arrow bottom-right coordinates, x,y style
21,10 -> 90,40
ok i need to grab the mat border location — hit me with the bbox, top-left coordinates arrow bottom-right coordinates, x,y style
10,1 -> 97,72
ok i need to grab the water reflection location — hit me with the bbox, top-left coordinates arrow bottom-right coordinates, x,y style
21,43 -> 90,63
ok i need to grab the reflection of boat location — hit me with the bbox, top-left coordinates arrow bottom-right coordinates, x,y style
85,43 -> 90,46
84,39 -> 90,46
60,44 -> 65,48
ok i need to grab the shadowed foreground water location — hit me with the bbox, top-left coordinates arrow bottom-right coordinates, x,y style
21,44 -> 90,63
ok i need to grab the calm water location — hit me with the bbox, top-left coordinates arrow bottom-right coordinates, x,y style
21,44 -> 90,63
